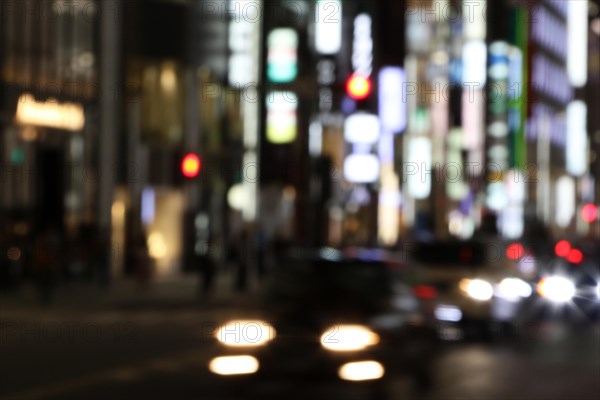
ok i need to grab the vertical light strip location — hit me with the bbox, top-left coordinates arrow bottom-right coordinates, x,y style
231,0 -> 262,222
463,0 -> 487,40
566,101 -> 588,176
315,0 -> 343,55
514,7 -> 528,170
567,0 -> 589,87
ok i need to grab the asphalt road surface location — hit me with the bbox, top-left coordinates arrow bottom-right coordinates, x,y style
1,305 -> 599,400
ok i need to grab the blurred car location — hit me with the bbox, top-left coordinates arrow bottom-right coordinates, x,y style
530,245 -> 600,322
207,247 -> 438,398
410,240 -> 534,338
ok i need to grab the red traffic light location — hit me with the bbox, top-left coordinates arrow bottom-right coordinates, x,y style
181,153 -> 201,178
581,203 -> 598,223
554,240 -> 571,258
506,242 -> 524,260
346,74 -> 372,100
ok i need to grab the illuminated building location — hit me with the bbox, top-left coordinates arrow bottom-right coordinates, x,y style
0,0 -> 103,251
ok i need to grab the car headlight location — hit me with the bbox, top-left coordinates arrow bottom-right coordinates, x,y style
495,278 -> 533,301
209,355 -> 259,375
338,361 -> 385,381
460,279 -> 494,301
537,277 -> 576,303
320,324 -> 379,352
214,320 -> 276,347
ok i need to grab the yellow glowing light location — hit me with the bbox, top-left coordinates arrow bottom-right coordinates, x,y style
320,325 -> 379,352
147,231 -> 167,260
16,94 -> 85,131
112,202 -> 126,219
214,320 -> 276,347
227,184 -> 246,211
338,361 -> 384,381
209,356 -> 259,376
160,66 -> 177,92
266,91 -> 298,144
346,74 -> 372,100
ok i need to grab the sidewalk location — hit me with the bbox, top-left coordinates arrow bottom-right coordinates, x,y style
0,270 -> 263,318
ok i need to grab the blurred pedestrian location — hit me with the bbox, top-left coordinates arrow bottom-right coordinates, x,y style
234,228 -> 250,292
256,229 -> 267,281
94,228 -> 112,289
33,226 -> 62,304
195,236 -> 217,298
133,232 -> 152,287
271,231 -> 291,270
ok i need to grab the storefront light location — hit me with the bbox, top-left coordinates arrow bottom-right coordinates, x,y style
16,94 -> 85,131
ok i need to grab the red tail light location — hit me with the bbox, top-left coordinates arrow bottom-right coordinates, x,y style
566,248 -> 583,264
414,285 -> 437,300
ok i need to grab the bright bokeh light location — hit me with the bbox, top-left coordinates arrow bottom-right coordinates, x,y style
266,91 -> 298,144
506,243 -> 525,260
320,325 -> 379,352
344,112 -> 380,144
181,153 -> 201,178
209,356 -> 259,376
267,28 -> 298,83
460,279 -> 494,301
581,203 -> 598,223
567,0 -> 589,87
214,320 -> 276,347
407,137 -> 432,199
338,361 -> 384,381
496,278 -> 532,301
554,240 -> 571,258
567,249 -> 583,265
462,40 -> 487,86
147,232 -> 167,260
343,154 -> 380,184
566,101 -> 588,177
227,184 -> 246,211
346,74 -> 372,100
315,0 -> 343,54
435,305 -> 463,322
555,176 -> 576,227
538,277 -> 576,303
16,93 -> 85,131
378,67 -> 407,133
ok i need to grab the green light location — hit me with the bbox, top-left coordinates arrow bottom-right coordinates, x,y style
267,28 -> 298,83
10,148 -> 25,165
267,64 -> 298,83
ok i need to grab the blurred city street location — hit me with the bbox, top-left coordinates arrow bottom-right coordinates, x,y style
1,277 -> 599,400
2,0 -> 600,398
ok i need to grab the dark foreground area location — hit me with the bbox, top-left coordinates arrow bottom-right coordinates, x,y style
1,285 -> 598,400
